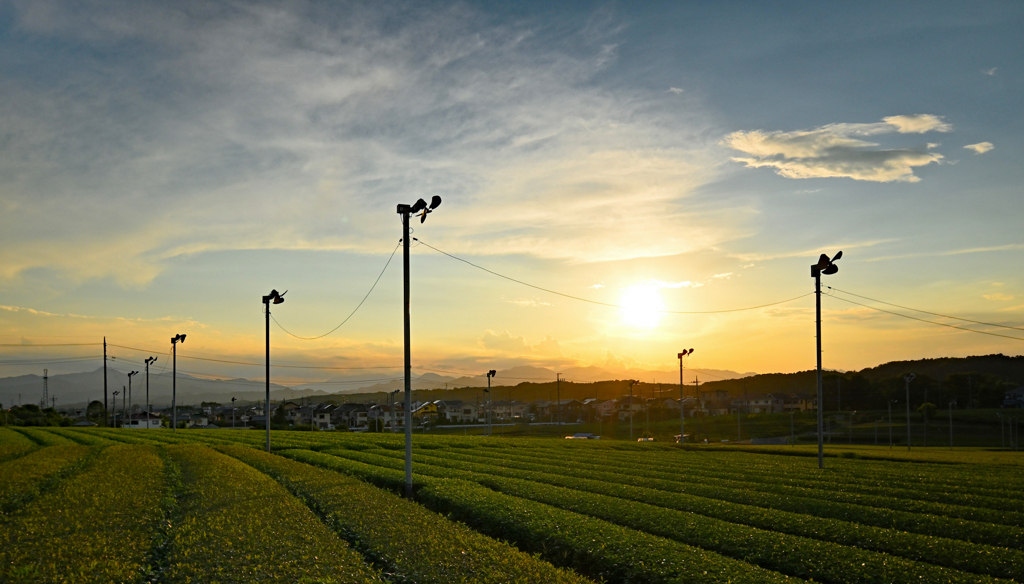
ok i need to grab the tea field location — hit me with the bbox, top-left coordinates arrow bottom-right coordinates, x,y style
0,426 -> 1020,583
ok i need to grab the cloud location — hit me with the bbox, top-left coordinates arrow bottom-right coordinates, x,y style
725,115 -> 951,182
505,298 -> 553,308
642,279 -> 702,289
983,293 -> 1013,301
964,142 -> 994,154
711,272 -> 732,279
983,68 -> 997,76
479,330 -> 561,356
0,0 -> 729,286
881,114 -> 952,134
668,87 -> 684,94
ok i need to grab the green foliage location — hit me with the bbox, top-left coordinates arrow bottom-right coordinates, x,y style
219,445 -> 593,584
0,445 -> 92,514
163,445 -> 382,583
0,445 -> 165,582
918,402 -> 938,418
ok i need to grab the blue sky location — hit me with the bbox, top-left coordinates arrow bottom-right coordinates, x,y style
0,0 -> 1021,382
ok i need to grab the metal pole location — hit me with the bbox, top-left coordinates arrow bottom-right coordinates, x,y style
172,342 -> 177,432
629,381 -> 634,441
556,373 -> 562,432
103,337 -> 108,427
905,375 -> 913,451
815,270 -> 824,469
679,356 -> 684,444
265,300 -> 271,452
145,361 -> 150,430
948,400 -> 953,450
888,401 -> 893,449
791,411 -> 795,446
401,207 -> 413,499
121,386 -> 125,428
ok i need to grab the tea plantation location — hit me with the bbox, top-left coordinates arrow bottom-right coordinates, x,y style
0,426 -> 1020,583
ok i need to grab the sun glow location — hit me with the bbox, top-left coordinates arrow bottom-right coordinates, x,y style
620,285 -> 665,329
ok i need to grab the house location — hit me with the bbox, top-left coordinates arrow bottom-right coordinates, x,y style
186,415 -> 209,428
412,400 -> 441,422
313,404 -> 336,430
1005,387 -> 1024,409
783,393 -> 817,412
616,396 -> 645,421
125,412 -> 163,429
594,399 -> 617,419
733,394 -> 786,415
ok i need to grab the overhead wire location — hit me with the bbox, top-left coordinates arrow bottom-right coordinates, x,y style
829,287 -> 1024,332
827,294 -> 1024,342
414,239 -> 813,314
271,241 -> 401,340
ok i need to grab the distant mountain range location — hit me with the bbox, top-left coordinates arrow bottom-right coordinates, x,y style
4,354 -> 1020,410
0,363 -> 749,409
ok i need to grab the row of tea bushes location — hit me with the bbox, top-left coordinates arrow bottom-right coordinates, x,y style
397,447 -> 1023,580
0,445 -> 165,583
162,446 -> 382,584
218,445 -> 594,584
280,449 -> 803,584
0,445 -> 92,514
431,445 -> 1023,548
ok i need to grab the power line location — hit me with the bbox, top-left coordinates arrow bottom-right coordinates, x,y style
415,239 -> 813,314
107,342 -> 397,370
828,295 -> 1024,342
829,287 -> 1024,332
0,343 -> 102,347
272,241 -> 401,340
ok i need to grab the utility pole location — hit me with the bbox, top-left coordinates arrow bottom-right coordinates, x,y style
144,357 -> 156,430
948,399 -> 955,450
905,374 -> 915,451
677,350 -> 693,444
103,338 -> 108,427
628,380 -> 636,441
791,411 -> 795,446
837,378 -> 841,412
41,369 -> 48,409
397,197 -> 440,499
556,373 -> 562,432
812,251 -> 841,470
172,334 -> 186,432
888,400 -> 894,449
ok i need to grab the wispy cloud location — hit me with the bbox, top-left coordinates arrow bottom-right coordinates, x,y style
964,142 -> 994,154
983,293 -> 1013,301
505,298 -> 553,308
642,279 -> 703,289
0,0 -> 728,285
982,67 -> 997,76
724,115 -> 950,182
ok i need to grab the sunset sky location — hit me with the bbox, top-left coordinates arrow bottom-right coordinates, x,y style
1,1 -> 1021,385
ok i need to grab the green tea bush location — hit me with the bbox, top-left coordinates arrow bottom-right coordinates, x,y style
0,445 -> 164,582
219,445 -> 594,584
163,445 -> 382,583
0,427 -> 43,447
0,445 -> 92,514
430,445 -> 1024,548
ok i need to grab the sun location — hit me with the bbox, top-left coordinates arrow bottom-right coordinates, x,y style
620,285 -> 665,329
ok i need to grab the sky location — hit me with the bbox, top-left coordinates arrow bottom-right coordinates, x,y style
1,0 -> 1022,386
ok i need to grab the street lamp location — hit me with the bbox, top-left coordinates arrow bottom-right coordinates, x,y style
231,397 -> 237,429
127,371 -> 138,429
811,250 -> 842,469
397,195 -> 441,499
677,349 -> 693,444
144,357 -> 157,430
390,389 -> 401,433
889,399 -> 895,449
904,373 -> 916,451
628,380 -> 638,441
112,391 -> 119,427
171,334 -> 186,431
486,370 -> 496,437
948,399 -> 956,450
262,289 -> 286,452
